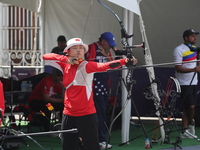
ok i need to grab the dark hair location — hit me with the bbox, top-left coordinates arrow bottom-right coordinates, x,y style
98,37 -> 103,42
57,35 -> 67,42
52,68 -> 63,76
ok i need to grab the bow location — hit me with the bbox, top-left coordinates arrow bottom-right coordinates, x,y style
97,0 -> 149,146
97,0 -> 166,144
97,0 -> 138,96
97,1 -> 136,91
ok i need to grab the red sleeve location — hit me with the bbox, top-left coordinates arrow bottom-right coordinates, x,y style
43,53 -> 69,72
86,58 -> 126,73
43,53 -> 68,62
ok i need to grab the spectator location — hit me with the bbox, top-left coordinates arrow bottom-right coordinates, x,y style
173,29 -> 200,138
85,32 -> 116,149
28,68 -> 64,131
51,35 -> 67,54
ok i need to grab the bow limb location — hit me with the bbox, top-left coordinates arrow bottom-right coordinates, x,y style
97,0 -> 134,59
97,0 -> 121,24
97,0 -> 135,85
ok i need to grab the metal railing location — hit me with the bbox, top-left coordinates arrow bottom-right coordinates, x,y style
0,3 -> 43,79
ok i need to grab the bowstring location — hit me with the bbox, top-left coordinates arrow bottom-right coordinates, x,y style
79,0 -> 135,141
96,2 -> 137,146
81,0 -> 94,39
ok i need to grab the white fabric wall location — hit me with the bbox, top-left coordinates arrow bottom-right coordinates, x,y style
0,0 -> 123,54
43,0 -> 123,53
1,0 -> 200,65
133,0 -> 200,65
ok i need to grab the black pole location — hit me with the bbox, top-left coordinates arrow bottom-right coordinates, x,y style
10,61 -> 13,122
105,70 -> 150,149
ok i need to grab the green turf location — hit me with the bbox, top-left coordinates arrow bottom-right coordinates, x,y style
1,120 -> 200,150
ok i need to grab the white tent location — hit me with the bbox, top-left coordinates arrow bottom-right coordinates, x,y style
1,0 -> 200,143
1,0 -> 200,65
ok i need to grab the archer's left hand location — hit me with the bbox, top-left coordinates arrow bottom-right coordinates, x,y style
125,56 -> 138,66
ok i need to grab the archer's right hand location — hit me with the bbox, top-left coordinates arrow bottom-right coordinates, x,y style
67,57 -> 79,65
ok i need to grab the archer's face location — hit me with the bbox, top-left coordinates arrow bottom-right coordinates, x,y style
100,39 -> 112,51
68,45 -> 85,58
185,34 -> 197,45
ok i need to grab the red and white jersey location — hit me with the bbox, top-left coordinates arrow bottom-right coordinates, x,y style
28,76 -> 63,103
43,53 -> 126,116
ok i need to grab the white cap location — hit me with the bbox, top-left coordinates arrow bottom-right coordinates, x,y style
64,38 -> 88,53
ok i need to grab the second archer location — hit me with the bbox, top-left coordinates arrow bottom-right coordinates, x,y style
85,32 -> 127,149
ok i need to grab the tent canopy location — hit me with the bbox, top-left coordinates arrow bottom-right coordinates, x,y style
0,0 -> 200,65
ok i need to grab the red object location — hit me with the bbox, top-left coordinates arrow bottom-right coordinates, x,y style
13,104 -> 34,122
0,81 -> 5,125
0,78 -> 11,91
145,138 -> 151,149
145,145 -> 151,149
28,76 -> 63,103
0,81 -> 5,115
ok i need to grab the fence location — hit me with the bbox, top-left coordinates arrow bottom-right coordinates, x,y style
0,3 -> 43,79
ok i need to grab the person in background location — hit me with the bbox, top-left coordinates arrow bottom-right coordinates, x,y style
85,32 -> 116,149
173,29 -> 200,138
51,35 -> 67,54
28,68 -> 64,131
42,37 -> 137,150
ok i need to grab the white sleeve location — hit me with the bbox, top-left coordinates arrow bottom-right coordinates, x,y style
173,47 -> 182,65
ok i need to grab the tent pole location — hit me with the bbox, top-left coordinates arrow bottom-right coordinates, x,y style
138,0 -> 165,142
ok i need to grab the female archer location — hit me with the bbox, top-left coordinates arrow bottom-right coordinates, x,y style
43,37 -> 137,150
